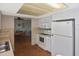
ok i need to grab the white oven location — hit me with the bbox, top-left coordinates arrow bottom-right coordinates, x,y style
38,34 -> 51,52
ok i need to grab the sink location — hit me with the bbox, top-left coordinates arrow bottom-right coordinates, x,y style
0,41 -> 10,53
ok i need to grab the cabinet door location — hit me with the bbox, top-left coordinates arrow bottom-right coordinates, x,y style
45,36 -> 51,52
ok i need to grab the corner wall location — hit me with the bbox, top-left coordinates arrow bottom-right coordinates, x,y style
31,18 -> 39,45
1,15 -> 14,49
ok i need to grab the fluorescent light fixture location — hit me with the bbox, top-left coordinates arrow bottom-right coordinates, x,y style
47,3 -> 66,8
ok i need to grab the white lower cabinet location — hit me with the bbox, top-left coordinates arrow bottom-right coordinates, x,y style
45,36 -> 51,52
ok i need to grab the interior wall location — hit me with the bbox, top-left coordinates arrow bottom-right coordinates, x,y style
31,18 -> 39,45
51,6 -> 79,56
1,15 -> 14,49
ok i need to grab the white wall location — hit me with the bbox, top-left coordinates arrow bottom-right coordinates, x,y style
51,6 -> 79,56
1,15 -> 14,49
31,18 -> 39,45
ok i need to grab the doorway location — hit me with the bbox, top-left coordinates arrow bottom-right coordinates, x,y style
14,17 -> 32,55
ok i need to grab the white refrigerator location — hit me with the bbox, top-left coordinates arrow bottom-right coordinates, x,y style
51,19 -> 75,56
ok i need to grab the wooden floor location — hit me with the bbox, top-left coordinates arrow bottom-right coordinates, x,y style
14,34 -> 51,56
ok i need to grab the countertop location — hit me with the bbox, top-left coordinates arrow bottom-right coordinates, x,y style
0,37 -> 14,56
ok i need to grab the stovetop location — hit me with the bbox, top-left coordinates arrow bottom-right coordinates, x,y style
0,41 -> 10,53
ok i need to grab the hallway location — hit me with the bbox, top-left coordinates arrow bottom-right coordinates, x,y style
14,34 -> 51,56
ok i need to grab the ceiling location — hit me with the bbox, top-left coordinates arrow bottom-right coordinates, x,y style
17,3 -> 66,16
0,3 -> 79,17
0,3 -> 23,13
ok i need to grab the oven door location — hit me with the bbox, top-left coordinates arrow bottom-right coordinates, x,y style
38,35 -> 46,50
39,37 -> 44,43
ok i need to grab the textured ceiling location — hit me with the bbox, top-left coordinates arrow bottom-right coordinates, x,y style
18,3 -> 66,16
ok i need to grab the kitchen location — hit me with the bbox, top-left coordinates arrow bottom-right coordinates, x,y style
0,3 -> 79,56
31,3 -> 79,56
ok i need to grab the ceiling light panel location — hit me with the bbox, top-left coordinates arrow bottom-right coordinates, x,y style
18,3 -> 66,16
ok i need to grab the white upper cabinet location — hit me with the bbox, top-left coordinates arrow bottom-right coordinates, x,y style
38,16 -> 52,28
